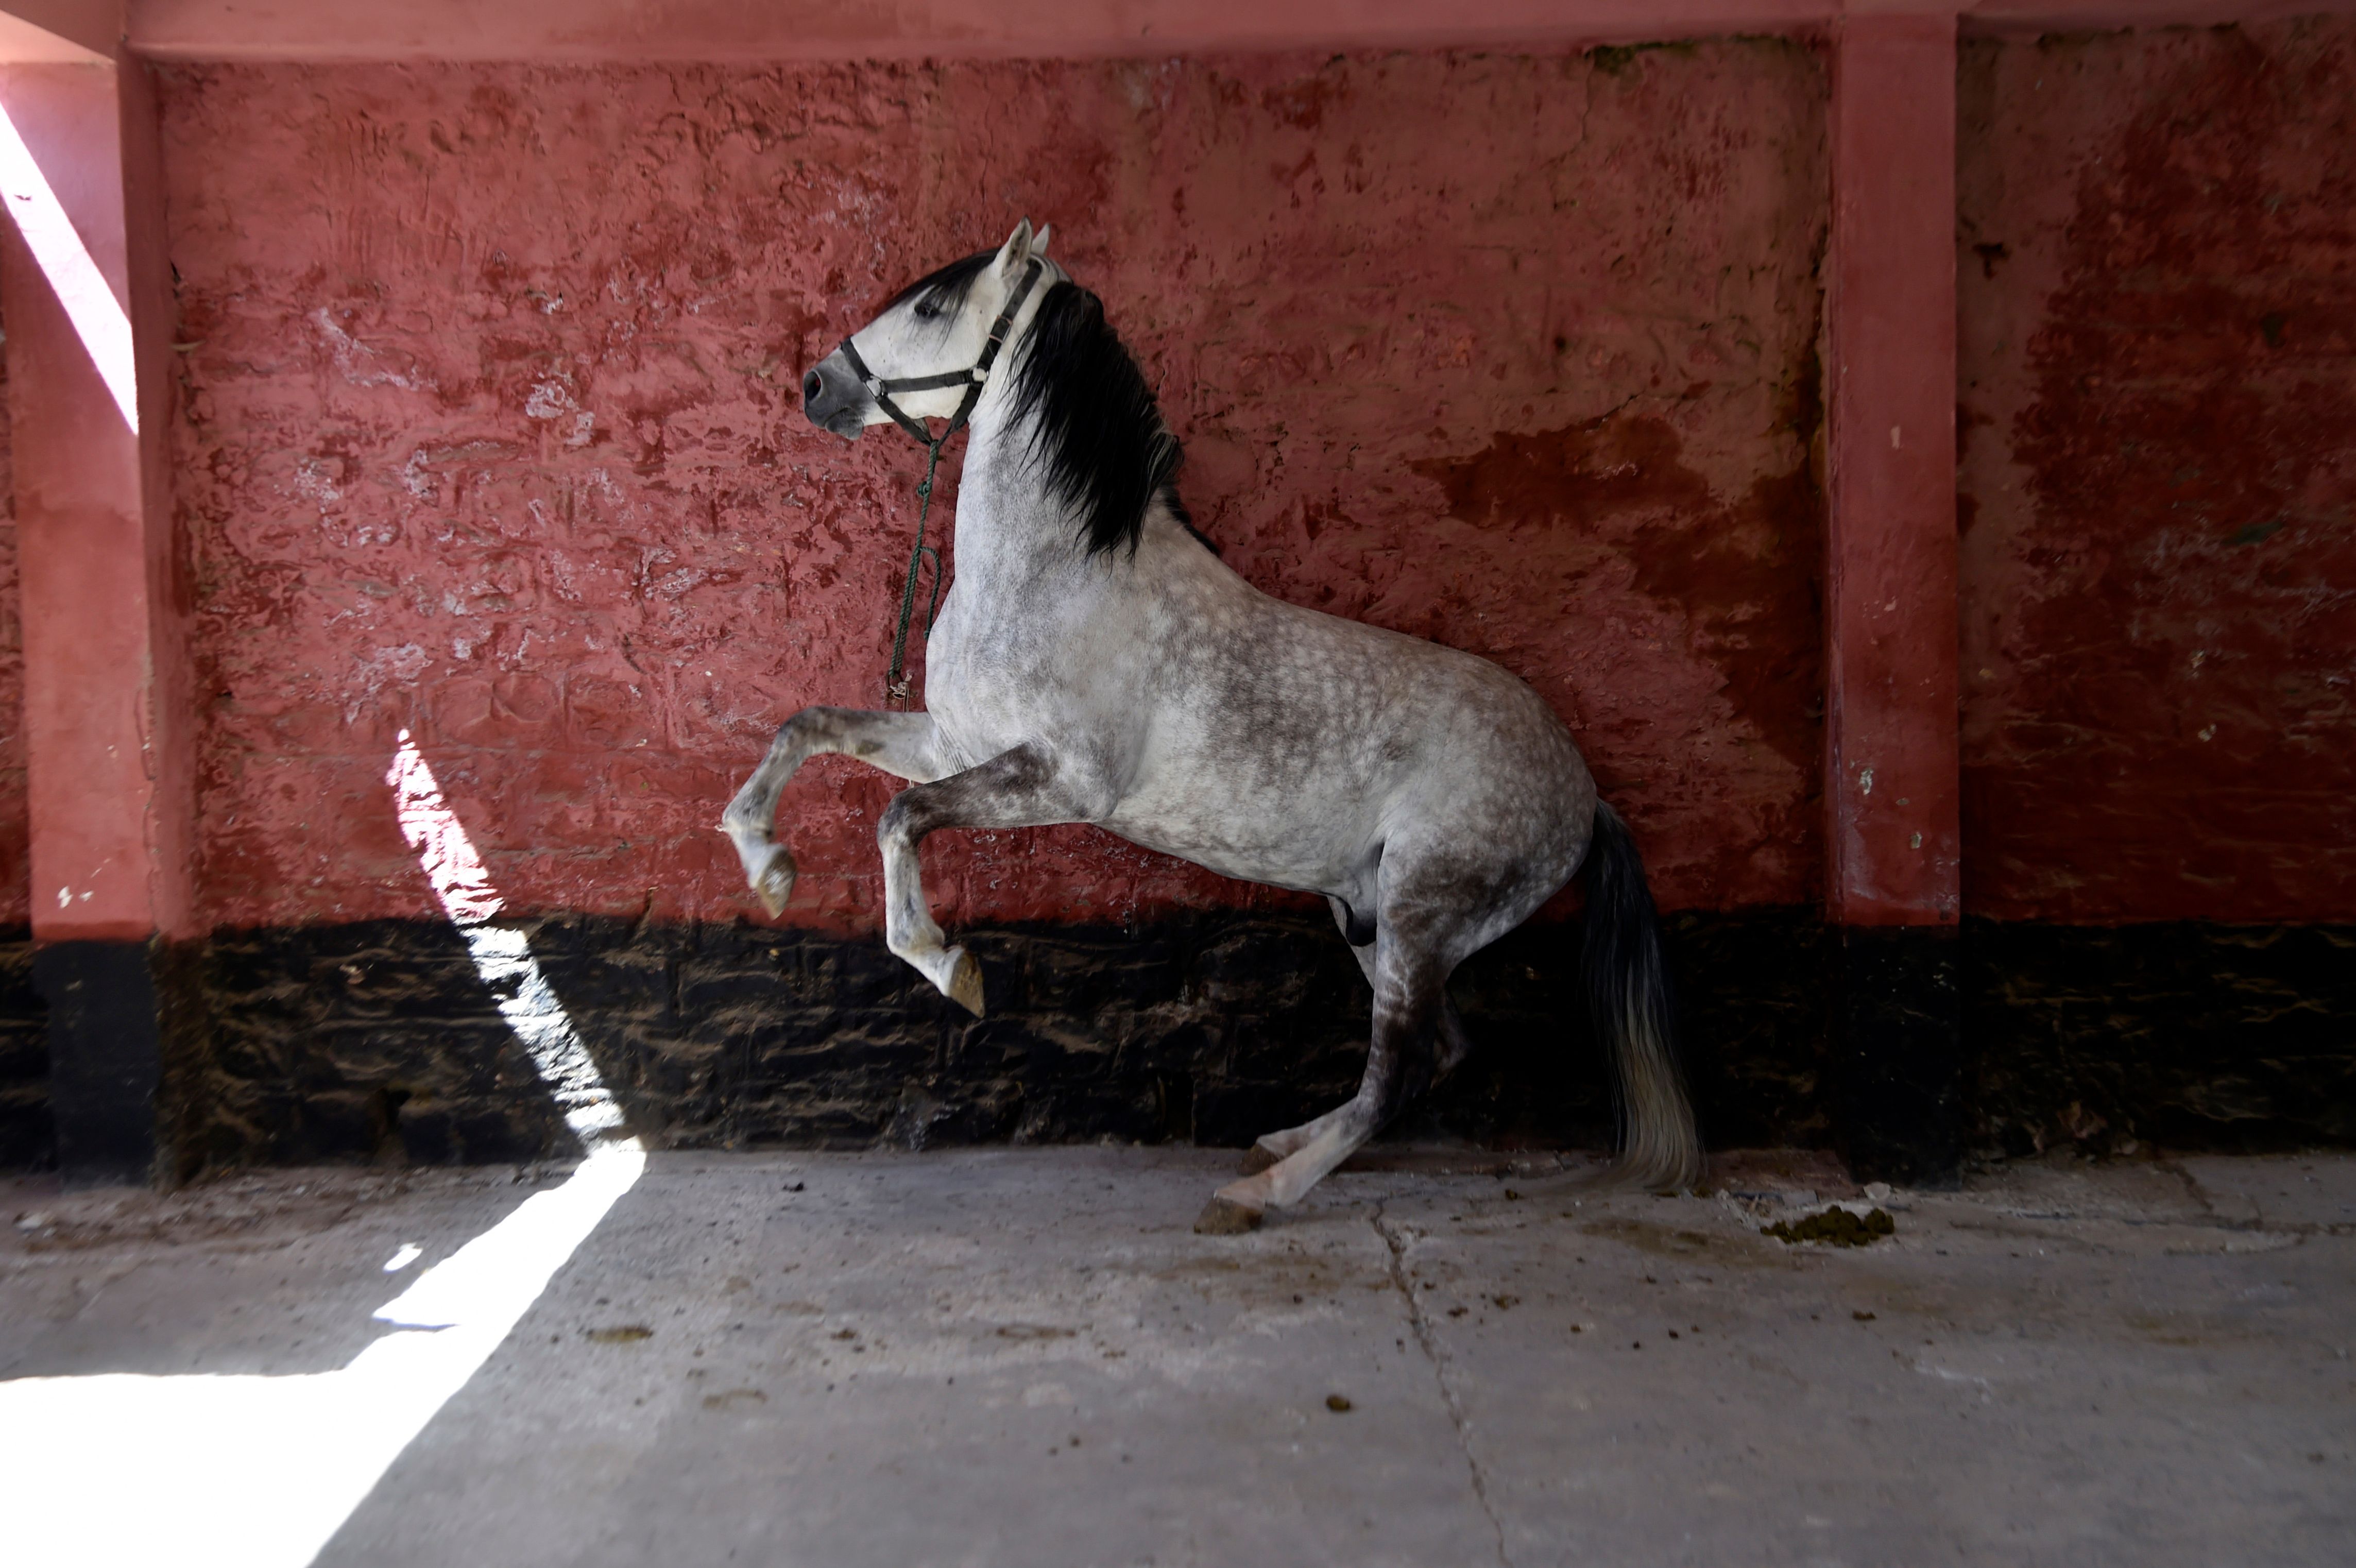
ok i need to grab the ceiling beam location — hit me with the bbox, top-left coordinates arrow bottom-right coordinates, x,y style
118,0 -> 2356,65
0,2 -> 118,63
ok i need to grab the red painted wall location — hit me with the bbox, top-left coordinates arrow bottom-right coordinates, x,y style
0,299 -> 24,929
160,44 -> 1830,934
1958,19 -> 2356,923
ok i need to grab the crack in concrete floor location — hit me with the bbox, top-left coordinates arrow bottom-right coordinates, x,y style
1373,1199 -> 1515,1568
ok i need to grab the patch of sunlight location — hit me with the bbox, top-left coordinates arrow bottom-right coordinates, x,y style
0,94 -> 138,432
0,731 -> 642,1566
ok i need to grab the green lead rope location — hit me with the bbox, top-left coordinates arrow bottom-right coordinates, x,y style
846,254 -> 1045,711
884,436 -> 948,709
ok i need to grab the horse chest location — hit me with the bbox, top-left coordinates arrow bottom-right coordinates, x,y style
924,577 -> 1134,770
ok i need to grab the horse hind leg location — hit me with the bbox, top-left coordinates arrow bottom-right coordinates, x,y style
1235,896 -> 1374,1175
1198,943 -> 1445,1234
1220,1002 -> 1475,1192
1238,1099 -> 1353,1175
1238,903 -> 1475,1176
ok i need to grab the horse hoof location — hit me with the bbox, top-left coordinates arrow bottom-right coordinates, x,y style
945,948 -> 985,1017
1193,1195 -> 1264,1235
753,847 -> 797,918
1238,1141 -> 1281,1175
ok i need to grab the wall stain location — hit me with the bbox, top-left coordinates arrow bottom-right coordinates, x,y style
1960,21 -> 2356,922
1411,408 -> 1824,896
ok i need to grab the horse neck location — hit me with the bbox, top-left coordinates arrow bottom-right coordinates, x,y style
949,398 -> 1091,580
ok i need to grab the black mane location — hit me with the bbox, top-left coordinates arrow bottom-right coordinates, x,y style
1006,281 -> 1190,558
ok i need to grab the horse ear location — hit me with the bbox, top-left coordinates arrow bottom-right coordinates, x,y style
1031,224 -> 1053,256
996,218 -> 1036,273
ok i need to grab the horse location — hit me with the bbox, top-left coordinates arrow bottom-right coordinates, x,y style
723,221 -> 1703,1233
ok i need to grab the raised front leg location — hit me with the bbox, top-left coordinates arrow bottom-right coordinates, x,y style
876,742 -> 1096,1017
721,708 -> 948,915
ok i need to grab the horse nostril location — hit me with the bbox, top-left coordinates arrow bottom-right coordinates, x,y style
802,369 -> 825,404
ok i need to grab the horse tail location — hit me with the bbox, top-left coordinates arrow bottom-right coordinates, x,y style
1579,799 -> 1705,1191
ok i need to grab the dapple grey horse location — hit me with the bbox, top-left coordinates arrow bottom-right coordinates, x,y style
723,222 -> 1702,1232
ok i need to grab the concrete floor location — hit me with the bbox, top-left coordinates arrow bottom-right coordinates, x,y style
2,1146 -> 2350,1567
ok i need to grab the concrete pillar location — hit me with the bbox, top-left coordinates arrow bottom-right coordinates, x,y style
0,2 -> 193,1183
1824,9 -> 1963,1185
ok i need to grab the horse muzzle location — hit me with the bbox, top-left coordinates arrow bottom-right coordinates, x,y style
800,353 -> 870,441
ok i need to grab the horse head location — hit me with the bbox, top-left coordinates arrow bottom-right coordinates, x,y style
800,219 -> 1055,442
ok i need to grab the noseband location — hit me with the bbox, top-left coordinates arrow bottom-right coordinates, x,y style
835,255 -> 1046,708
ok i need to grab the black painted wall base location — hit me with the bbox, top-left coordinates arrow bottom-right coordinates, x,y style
165,908 -> 1836,1177
0,930 -> 52,1172
1964,920 -> 2356,1155
1832,925 -> 1963,1188
34,940 -> 164,1186
35,909 -> 2346,1181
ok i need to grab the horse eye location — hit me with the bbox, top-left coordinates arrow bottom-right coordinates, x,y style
913,301 -> 939,320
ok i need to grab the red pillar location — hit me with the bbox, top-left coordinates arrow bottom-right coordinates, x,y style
1,19 -> 193,1181
1824,10 -> 1962,1183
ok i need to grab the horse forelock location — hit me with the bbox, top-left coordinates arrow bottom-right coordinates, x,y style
1006,281 -> 1188,559
881,247 -> 996,318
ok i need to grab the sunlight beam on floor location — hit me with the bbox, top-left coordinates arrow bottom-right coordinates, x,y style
0,733 -> 641,1567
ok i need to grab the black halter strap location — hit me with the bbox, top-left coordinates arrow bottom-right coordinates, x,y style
839,255 -> 1046,447
842,255 -> 1046,709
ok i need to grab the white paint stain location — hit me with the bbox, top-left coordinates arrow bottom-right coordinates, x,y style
347,643 -> 432,722
1859,766 -> 1875,795
524,378 -> 576,420
313,308 -> 430,391
401,449 -> 438,500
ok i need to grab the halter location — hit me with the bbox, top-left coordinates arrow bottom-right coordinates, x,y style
840,255 -> 1044,448
838,255 -> 1046,707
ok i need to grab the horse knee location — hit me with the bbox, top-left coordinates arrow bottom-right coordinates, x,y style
880,779 -> 965,849
876,791 -> 918,850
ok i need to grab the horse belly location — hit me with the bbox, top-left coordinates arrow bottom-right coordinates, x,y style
1102,780 -> 1368,895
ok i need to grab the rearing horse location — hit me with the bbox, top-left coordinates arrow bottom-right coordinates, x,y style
723,222 -> 1702,1232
